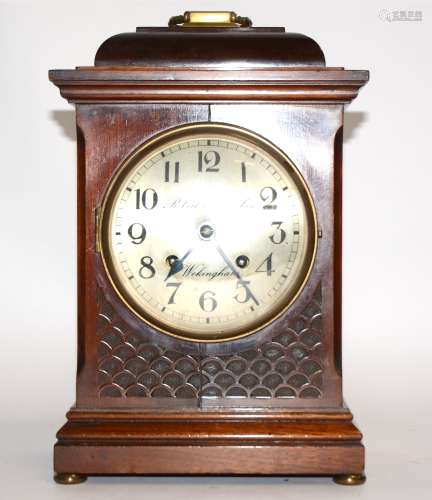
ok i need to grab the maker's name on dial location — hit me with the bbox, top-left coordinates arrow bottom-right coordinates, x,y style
181,264 -> 236,281
163,197 -> 260,210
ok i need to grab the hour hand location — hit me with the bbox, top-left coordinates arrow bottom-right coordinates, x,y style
164,248 -> 193,281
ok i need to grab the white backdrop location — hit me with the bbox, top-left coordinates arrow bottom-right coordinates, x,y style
1,0 -> 431,498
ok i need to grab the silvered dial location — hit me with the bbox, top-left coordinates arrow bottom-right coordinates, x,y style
100,124 -> 317,342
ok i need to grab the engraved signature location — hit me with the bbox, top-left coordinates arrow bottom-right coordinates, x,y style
163,197 -> 257,209
182,264 -> 236,281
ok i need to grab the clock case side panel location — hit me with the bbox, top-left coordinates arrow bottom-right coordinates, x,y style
74,103 -> 210,410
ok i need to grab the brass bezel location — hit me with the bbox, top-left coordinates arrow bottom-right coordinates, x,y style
99,122 -> 318,343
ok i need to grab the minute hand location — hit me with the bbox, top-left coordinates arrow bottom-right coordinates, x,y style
215,245 -> 259,306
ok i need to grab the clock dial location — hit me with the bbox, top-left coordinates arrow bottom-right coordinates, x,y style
100,124 -> 317,341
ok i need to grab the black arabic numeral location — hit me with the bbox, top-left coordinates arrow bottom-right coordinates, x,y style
199,290 -> 217,312
234,280 -> 254,304
139,256 -> 156,279
255,253 -> 275,276
164,160 -> 180,183
127,223 -> 146,244
241,161 -> 247,183
135,188 -> 158,209
260,186 -> 277,209
198,150 -> 220,172
166,282 -> 182,304
269,221 -> 286,244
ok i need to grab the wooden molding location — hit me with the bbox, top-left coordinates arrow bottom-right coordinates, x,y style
55,408 -> 364,475
66,408 -> 355,422
49,67 -> 369,104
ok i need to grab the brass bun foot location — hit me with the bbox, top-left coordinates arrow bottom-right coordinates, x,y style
54,473 -> 88,485
333,474 -> 366,486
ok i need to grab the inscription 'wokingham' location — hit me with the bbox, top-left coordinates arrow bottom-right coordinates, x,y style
182,264 -> 235,281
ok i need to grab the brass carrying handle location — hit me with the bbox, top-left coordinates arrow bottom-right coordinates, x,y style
169,11 -> 252,28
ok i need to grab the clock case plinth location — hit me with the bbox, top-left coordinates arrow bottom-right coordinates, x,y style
49,19 -> 368,480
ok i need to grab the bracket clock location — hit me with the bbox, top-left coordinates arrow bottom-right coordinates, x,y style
49,11 -> 369,485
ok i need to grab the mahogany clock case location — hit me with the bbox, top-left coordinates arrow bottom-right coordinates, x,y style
49,17 -> 369,480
